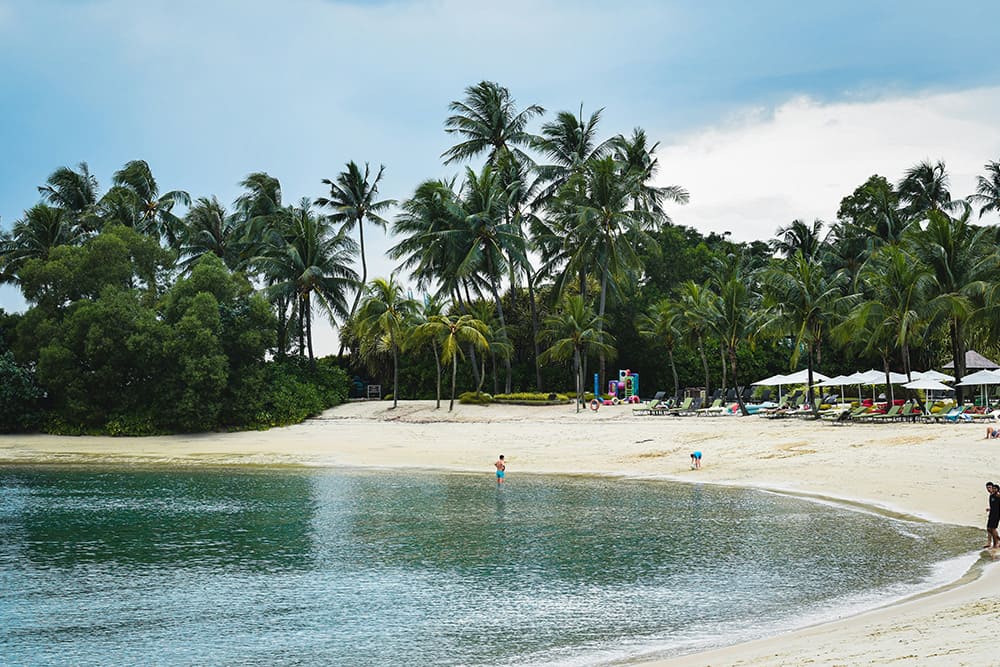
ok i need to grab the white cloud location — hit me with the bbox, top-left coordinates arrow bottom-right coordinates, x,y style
657,86 -> 1000,241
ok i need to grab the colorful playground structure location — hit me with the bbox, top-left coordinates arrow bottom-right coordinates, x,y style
594,369 -> 640,405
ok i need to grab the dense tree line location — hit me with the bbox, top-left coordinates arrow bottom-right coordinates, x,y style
3,80 -> 1000,429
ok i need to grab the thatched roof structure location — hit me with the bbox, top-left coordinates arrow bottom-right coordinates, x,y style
943,350 -> 999,370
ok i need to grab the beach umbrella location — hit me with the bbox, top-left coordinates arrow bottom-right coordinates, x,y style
903,378 -> 953,392
780,369 -> 830,384
752,373 -> 789,402
912,370 -> 955,383
813,375 -> 852,402
955,369 -> 1000,406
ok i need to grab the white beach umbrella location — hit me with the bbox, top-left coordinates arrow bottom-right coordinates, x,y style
752,373 -> 789,402
903,379 -> 954,392
955,369 -> 1000,386
781,369 -> 830,384
912,370 -> 955,383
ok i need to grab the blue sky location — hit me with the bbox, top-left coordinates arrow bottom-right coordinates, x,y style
3,0 -> 1000,353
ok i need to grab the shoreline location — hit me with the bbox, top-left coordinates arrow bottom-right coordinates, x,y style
3,400 -> 999,665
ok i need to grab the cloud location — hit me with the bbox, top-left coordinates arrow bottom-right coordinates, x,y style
657,87 -> 1000,241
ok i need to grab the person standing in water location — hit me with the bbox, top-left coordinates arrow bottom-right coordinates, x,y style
495,455 -> 506,485
986,482 -> 1000,549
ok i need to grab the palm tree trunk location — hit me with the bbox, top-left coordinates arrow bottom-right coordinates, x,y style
697,335 -> 710,398
391,333 -> 399,409
574,347 -> 582,413
729,347 -> 749,416
339,216 -> 367,358
487,276 -> 512,394
806,344 -> 816,412
598,263 -> 609,393
457,283 -> 482,389
719,341 -> 728,397
526,269 -> 543,391
433,340 -> 442,409
668,347 -> 679,399
449,353 -> 458,412
306,294 -> 314,364
952,319 -> 966,405
298,294 -> 306,358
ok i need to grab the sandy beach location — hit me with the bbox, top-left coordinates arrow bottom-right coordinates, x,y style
2,400 -> 998,665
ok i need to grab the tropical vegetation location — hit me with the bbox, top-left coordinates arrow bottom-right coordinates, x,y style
2,79 -> 1000,432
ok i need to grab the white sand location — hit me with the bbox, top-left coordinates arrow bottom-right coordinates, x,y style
2,399 -> 999,665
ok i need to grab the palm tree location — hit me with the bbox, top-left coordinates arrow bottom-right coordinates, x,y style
898,160 -> 958,220
179,197 -> 242,272
539,295 -> 615,413
37,162 -> 102,232
612,127 -> 689,220
761,252 -> 847,411
532,106 -> 612,205
675,280 -> 717,397
353,276 -> 418,409
0,204 -> 84,285
970,160 -> 1000,220
407,294 -> 448,409
417,313 -> 490,411
106,160 -> 191,246
638,298 -> 682,399
708,253 -> 763,415
771,219 -> 826,260
253,199 -> 359,361
316,161 -> 395,352
838,245 -> 931,395
441,80 -> 543,166
906,208 -> 999,402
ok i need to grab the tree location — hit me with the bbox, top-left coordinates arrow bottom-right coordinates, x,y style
612,127 -> 689,220
761,252 -> 846,411
906,208 -> 999,402
407,294 -> 448,409
638,298 -> 682,399
316,161 -> 395,353
254,199 -> 358,361
441,80 -> 543,166
353,276 -> 418,409
0,205 -> 85,285
179,196 -> 242,271
675,280 -> 717,397
37,162 -> 102,232
417,313 -> 489,411
708,253 -> 763,415
970,160 -> 1000,220
771,219 -> 826,260
103,160 -> 191,246
898,160 -> 958,220
539,295 -> 615,412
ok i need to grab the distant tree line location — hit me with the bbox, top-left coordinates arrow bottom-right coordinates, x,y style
2,80 -> 1000,429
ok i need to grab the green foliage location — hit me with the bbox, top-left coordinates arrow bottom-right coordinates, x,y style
458,391 -> 493,405
0,351 -> 42,432
493,392 -> 569,405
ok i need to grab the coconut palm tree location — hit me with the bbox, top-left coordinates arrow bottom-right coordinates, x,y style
417,312 -> 490,411
532,106 -> 612,205
406,294 -> 448,409
970,160 -> 1000,220
539,295 -> 615,412
316,161 -> 395,353
898,160 -> 958,220
353,276 -> 418,409
638,298 -> 682,399
0,204 -> 85,285
906,208 -> 999,402
708,253 -> 763,415
253,199 -> 358,361
37,162 -> 102,232
179,197 -> 242,272
105,160 -> 191,246
771,219 -> 826,260
761,252 -> 847,410
441,80 -> 543,166
611,127 -> 689,221
675,280 -> 717,397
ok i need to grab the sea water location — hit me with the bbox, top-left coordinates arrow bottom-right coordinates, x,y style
0,466 -> 978,666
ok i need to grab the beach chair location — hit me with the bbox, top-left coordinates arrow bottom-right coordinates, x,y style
821,407 -> 853,424
632,391 -> 667,415
860,402 -> 906,423
662,397 -> 692,415
671,396 -> 702,415
695,398 -> 723,415
927,405 -> 965,423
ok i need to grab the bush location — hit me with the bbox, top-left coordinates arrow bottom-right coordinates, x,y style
493,392 -> 570,405
459,391 -> 493,405
0,351 -> 42,432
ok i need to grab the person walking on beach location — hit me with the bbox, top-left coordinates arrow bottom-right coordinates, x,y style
986,482 -> 1000,549
690,451 -> 702,470
495,455 -> 506,485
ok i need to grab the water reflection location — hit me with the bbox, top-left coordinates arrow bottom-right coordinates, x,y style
0,467 -> 317,570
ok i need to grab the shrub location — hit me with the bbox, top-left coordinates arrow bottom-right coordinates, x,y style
459,391 -> 493,405
493,392 -> 570,405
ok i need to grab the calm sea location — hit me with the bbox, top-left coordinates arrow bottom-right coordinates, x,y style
0,466 -> 978,666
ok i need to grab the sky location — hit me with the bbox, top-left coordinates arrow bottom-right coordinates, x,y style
2,0 -> 1000,355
